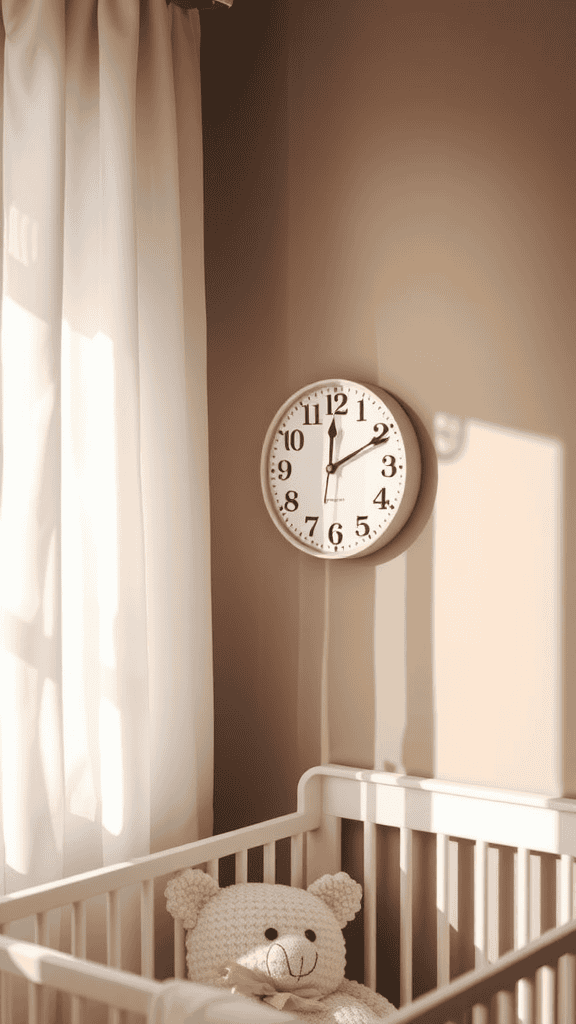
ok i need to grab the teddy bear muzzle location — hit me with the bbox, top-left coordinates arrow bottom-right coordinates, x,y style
264,935 -> 319,986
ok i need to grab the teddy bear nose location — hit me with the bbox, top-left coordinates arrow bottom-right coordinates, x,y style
266,936 -> 319,983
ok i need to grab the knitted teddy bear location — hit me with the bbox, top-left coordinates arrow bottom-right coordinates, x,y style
165,869 -> 396,1024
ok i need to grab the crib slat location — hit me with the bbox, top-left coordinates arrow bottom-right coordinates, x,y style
107,891 -> 122,1024
540,854 -> 557,936
107,891 -> 121,968
235,849 -> 248,884
474,839 -> 488,969
290,834 -> 304,888
498,845 -> 515,958
0,922 -> 11,1024
399,827 -> 413,1006
437,833 -> 450,987
140,879 -> 155,978
263,842 -> 276,883
27,979 -> 39,1024
34,913 -> 48,948
207,859 -> 219,881
71,901 -> 87,1024
34,914 -> 49,1024
559,855 -> 573,924
30,918 -> 47,1024
472,1001 -> 489,1024
495,988 -> 515,1024
517,847 -> 530,946
517,847 -> 532,1024
558,953 -> 575,1024
363,820 -> 377,991
174,918 -> 186,979
1,966 -> 12,1024
539,965 -> 555,1024
71,901 -> 87,959
516,973 -> 535,1024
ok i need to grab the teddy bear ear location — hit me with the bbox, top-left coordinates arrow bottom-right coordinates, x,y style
307,871 -> 363,928
165,868 -> 220,929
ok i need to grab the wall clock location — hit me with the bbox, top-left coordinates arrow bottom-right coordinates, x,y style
260,379 -> 422,559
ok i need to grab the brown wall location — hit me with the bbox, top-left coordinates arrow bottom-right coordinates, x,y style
202,0 -> 576,830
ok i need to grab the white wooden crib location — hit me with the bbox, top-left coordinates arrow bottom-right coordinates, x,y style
1,763 -> 576,1024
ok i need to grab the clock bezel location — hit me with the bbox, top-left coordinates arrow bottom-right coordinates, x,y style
260,378 -> 422,559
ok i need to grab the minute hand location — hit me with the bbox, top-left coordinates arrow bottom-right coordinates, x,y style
329,433 -> 388,472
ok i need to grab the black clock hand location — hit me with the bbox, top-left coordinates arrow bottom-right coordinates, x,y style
329,432 -> 388,473
324,417 -> 338,503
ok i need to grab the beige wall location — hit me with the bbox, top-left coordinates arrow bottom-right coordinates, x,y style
204,0 -> 576,829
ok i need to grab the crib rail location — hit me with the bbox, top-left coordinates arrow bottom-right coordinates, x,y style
0,808 -> 317,925
0,934 -> 295,1023
385,915 -> 576,1024
0,803 -> 318,1015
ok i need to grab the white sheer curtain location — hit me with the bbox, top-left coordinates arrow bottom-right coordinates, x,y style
0,0 -> 213,897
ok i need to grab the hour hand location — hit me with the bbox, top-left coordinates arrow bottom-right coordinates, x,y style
324,418 -> 338,503
326,417 -> 337,470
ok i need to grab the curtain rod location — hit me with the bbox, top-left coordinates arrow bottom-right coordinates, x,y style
167,0 -> 234,9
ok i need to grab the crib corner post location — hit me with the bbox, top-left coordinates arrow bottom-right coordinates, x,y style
297,769 -> 342,886
305,813 -> 342,886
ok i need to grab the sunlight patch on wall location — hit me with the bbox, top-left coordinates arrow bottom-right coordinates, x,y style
433,416 -> 562,794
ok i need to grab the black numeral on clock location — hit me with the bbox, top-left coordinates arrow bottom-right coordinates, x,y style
326,393 -> 348,415
328,523 -> 343,545
374,488 -> 391,510
356,516 -> 370,537
303,404 -> 320,425
282,429 -> 304,451
381,454 -> 397,476
277,460 -> 292,480
373,423 -> 389,443
305,516 -> 319,536
284,491 -> 299,511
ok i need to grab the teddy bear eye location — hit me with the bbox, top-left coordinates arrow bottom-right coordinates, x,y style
305,929 -> 317,942
265,928 -> 278,941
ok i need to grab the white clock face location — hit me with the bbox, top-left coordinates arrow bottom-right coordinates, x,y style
261,380 -> 421,559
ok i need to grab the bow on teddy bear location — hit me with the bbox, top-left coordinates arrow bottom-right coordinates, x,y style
165,869 -> 396,1023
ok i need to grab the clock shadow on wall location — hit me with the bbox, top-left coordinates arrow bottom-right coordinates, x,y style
374,396 -> 438,788
338,392 -> 437,782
